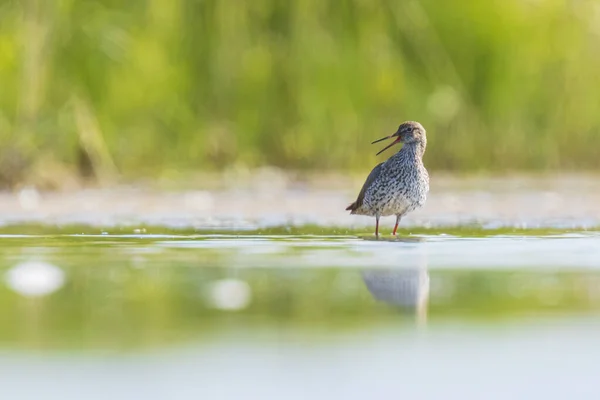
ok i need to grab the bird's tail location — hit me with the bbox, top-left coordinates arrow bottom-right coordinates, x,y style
345,202 -> 357,213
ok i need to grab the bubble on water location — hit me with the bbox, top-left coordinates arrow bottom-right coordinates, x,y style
207,279 -> 252,311
4,261 -> 65,297
18,186 -> 41,211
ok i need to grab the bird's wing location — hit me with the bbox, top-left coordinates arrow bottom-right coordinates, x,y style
347,162 -> 384,212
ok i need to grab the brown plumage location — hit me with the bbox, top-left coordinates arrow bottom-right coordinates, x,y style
347,121 -> 429,237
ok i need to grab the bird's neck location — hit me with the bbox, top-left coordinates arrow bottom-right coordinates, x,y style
398,139 -> 426,160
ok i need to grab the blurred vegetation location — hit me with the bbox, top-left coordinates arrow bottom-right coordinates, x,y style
1,0 -> 600,186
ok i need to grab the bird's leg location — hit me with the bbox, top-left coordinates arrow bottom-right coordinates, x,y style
375,215 -> 380,238
392,215 -> 401,236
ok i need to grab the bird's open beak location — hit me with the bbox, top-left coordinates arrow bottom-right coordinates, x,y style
372,131 -> 401,156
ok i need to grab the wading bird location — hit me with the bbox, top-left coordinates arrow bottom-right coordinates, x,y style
346,121 -> 429,237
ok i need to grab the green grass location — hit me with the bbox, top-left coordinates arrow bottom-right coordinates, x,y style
0,222 -> 598,237
1,0 -> 600,186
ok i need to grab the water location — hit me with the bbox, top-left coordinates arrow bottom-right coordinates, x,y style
1,175 -> 600,399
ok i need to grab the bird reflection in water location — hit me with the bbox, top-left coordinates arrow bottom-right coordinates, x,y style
361,252 -> 429,326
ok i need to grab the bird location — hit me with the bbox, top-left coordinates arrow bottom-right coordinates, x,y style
346,121 -> 429,237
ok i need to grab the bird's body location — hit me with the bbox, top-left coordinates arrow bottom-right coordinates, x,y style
349,144 -> 429,217
347,121 -> 429,237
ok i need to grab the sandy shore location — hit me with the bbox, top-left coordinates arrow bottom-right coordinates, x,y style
1,173 -> 600,229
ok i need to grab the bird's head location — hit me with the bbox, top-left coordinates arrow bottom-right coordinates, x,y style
372,121 -> 426,156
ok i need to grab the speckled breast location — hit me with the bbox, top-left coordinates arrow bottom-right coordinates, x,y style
364,163 -> 429,217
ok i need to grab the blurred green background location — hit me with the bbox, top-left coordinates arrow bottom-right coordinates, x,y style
1,0 -> 599,187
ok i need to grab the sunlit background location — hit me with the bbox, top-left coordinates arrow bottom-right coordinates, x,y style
1,0 -> 600,189
1,1 -> 600,399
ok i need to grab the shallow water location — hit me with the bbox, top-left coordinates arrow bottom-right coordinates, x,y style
1,228 -> 600,399
2,175 -> 600,399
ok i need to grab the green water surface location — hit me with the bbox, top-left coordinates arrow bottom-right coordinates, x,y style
1,224 -> 599,351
